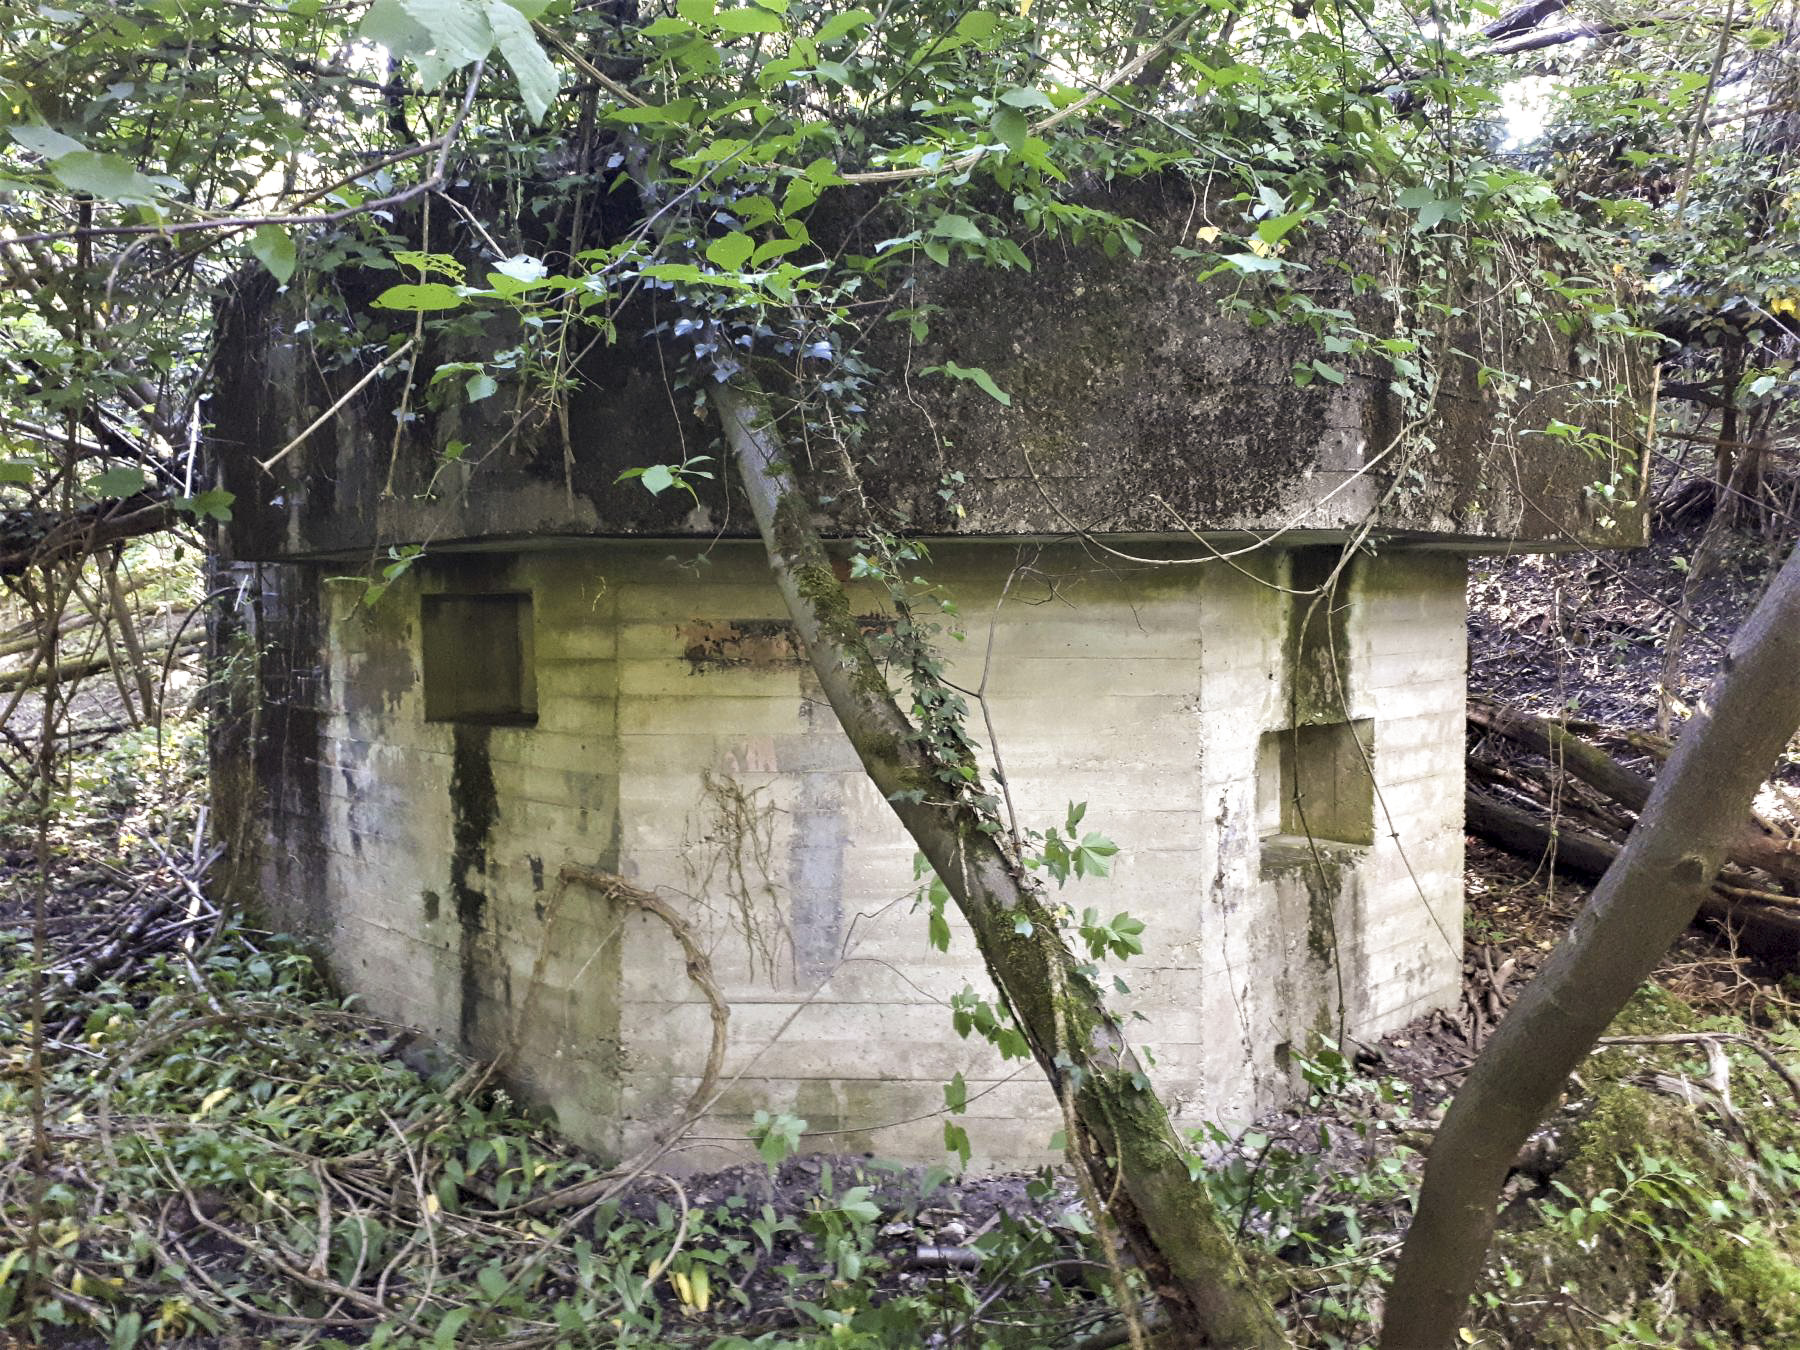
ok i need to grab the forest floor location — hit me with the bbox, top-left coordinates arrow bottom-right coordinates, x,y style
3,512 -> 1799,1347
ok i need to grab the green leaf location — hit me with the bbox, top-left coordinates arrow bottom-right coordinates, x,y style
400,0 -> 493,64
944,1121 -> 971,1168
939,361 -> 1011,407
1312,359 -> 1347,385
50,152 -> 161,205
1223,252 -> 1285,273
640,464 -> 676,494
110,1310 -> 143,1350
705,231 -> 755,272
8,124 -> 85,158
176,488 -> 235,522
89,466 -> 148,498
713,6 -> 784,32
944,1071 -> 967,1113
249,224 -> 297,284
465,372 -> 497,401
359,0 -> 434,59
992,106 -> 1028,151
955,11 -> 997,37
837,1187 -> 880,1223
492,253 -> 547,284
998,86 -> 1053,110
0,462 -> 35,485
485,0 -> 558,121
930,213 -> 984,243
372,282 -> 465,311
676,0 -> 714,18
814,7 -> 873,42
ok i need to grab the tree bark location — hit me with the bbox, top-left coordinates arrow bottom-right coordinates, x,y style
0,494 -> 178,578
1384,540 -> 1800,1349
708,374 -> 1286,1349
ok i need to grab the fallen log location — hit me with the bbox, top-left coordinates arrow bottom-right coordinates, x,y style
1469,698 -> 1800,888
0,632 -> 201,693
1466,787 -> 1800,967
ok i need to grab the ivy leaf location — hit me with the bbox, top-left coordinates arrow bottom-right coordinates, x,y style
944,1121 -> 971,1168
485,0 -> 559,122
176,489 -> 235,522
944,1071 -> 968,1113
372,282 -> 466,311
705,231 -> 755,272
89,467 -> 148,498
249,224 -> 297,284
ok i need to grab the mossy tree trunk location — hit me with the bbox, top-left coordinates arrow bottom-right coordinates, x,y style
1383,538 -> 1800,1349
708,374 -> 1286,1349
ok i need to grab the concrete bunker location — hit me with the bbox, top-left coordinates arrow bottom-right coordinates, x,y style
208,181 -> 1650,1167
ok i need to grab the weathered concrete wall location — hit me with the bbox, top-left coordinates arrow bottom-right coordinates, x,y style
220,540 -> 1464,1167
210,178 -> 1649,563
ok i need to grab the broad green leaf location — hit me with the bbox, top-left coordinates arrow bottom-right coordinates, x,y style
0,462 -> 34,485
89,466 -> 148,497
249,224 -> 297,284
640,463 -> 675,494
814,7 -> 873,42
465,372 -> 497,401
992,106 -> 1027,151
485,0 -> 558,121
705,231 -> 755,271
998,86 -> 1053,110
676,0 -> 714,18
358,0 -> 434,57
751,236 -> 804,264
1223,252 -> 1285,273
498,0 -> 550,17
8,124 -> 85,158
1312,359 -> 1347,385
956,11 -> 997,37
930,213 -> 984,243
372,282 -> 466,311
50,151 -> 161,205
713,6 -> 783,32
400,0 -> 492,64
492,253 -> 547,284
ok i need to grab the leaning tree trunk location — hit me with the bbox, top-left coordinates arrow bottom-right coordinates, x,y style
1383,538 -> 1800,1349
709,375 -> 1285,1348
